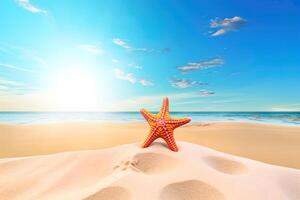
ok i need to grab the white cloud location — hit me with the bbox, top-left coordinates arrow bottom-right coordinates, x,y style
0,76 -> 38,96
128,63 -> 142,69
210,16 -> 246,36
114,68 -> 153,86
0,77 -> 22,87
211,29 -> 226,37
114,68 -> 136,84
0,63 -> 36,73
16,0 -> 47,14
178,58 -> 224,72
79,44 -> 103,55
112,38 -> 131,49
170,78 -> 207,89
112,38 -> 150,52
112,38 -> 170,53
139,79 -> 153,86
199,90 -> 215,97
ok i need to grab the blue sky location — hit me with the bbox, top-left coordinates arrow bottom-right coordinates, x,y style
0,0 -> 300,111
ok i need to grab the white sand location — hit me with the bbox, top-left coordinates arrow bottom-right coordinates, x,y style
0,141 -> 300,200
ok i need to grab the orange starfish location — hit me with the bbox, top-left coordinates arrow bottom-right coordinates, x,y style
140,97 -> 191,152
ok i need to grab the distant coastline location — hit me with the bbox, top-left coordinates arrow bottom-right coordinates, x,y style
0,111 -> 299,126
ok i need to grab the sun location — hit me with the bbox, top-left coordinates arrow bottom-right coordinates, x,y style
48,68 -> 99,111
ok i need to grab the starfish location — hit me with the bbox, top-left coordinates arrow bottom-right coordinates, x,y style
140,97 -> 191,152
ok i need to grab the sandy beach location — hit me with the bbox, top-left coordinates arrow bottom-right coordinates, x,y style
1,141 -> 300,200
1,122 -> 300,199
1,122 -> 300,169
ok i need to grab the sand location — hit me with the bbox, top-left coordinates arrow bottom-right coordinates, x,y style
0,141 -> 300,200
1,122 -> 300,169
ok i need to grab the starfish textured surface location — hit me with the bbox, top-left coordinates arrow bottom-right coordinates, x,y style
140,97 -> 191,152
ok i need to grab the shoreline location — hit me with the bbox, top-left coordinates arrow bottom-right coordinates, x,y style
0,111 -> 299,126
0,119 -> 300,127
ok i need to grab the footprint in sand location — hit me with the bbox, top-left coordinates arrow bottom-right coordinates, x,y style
279,175 -> 300,200
113,153 -> 178,174
113,157 -> 140,172
160,180 -> 225,200
132,152 -> 178,174
204,156 -> 247,175
84,186 -> 131,200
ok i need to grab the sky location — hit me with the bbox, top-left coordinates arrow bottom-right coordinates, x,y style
0,0 -> 300,111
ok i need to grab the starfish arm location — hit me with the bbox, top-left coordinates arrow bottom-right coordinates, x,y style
142,127 -> 158,148
157,97 -> 170,119
162,133 -> 178,152
166,118 -> 191,128
140,108 -> 157,124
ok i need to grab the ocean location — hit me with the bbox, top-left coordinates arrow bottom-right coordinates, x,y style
0,112 -> 299,126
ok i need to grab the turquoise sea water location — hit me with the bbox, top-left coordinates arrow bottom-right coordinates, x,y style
0,112 -> 300,126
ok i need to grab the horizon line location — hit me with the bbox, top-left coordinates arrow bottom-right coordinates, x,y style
0,111 -> 299,113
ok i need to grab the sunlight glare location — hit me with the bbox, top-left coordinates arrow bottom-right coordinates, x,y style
49,68 -> 99,111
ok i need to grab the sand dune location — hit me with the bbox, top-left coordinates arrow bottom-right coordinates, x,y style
1,122 -> 300,169
1,141 -> 300,200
